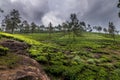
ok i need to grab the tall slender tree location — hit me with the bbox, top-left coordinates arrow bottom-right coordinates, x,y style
0,8 -> 4,13
1,15 -> 12,32
31,22 -> 37,33
2,9 -> 21,33
69,13 -> 81,40
97,26 -> 102,33
22,20 -> 30,33
117,0 -> 120,17
87,24 -> 92,32
39,25 -> 45,32
80,21 -> 86,31
103,28 -> 108,33
48,22 -> 53,38
10,9 -> 21,33
108,22 -> 116,42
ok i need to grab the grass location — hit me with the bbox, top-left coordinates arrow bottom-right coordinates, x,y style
1,32 -> 120,80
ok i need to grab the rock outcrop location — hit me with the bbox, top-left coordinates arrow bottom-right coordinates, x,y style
0,40 -> 50,80
0,55 -> 50,80
0,40 -> 30,56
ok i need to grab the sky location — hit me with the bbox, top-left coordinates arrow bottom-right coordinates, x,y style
0,0 -> 120,30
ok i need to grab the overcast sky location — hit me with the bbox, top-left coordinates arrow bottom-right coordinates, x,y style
0,0 -> 120,29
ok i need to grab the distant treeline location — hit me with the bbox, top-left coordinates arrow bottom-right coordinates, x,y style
0,9 -> 119,39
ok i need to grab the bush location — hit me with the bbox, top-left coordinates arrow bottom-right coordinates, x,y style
96,67 -> 108,80
0,46 -> 9,56
45,65 -> 66,76
76,69 -> 96,80
87,59 -> 95,64
109,69 -> 120,80
63,65 -> 84,80
35,56 -> 48,63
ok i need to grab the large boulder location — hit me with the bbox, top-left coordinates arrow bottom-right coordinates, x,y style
0,55 -> 50,80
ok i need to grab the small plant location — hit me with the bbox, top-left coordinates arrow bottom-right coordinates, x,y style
0,46 -> 9,56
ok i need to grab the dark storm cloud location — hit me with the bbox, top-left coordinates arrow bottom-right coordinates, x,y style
0,0 -> 119,29
0,0 -> 49,24
81,0 -> 119,29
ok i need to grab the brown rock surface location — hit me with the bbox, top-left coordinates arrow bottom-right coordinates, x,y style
0,55 -> 50,80
0,40 -> 30,56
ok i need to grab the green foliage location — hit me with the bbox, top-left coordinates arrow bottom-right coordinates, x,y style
2,9 -> 21,33
109,69 -> 120,80
1,32 -> 120,80
96,67 -> 108,80
100,56 -> 112,63
35,56 -> 48,63
87,59 -> 96,64
0,46 -> 9,56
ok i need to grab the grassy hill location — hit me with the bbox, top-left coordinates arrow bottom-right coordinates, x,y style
1,32 -> 120,80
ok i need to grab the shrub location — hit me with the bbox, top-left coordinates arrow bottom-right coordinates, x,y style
76,69 -> 96,80
35,56 -> 48,63
45,65 -> 66,76
63,65 -> 84,80
87,59 -> 95,64
96,67 -> 108,80
109,69 -> 120,80
0,46 -> 9,56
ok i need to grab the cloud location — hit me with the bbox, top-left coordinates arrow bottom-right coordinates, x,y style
0,0 -> 119,30
43,0 -> 89,26
0,0 -> 48,24
81,0 -> 119,29
42,11 -> 64,26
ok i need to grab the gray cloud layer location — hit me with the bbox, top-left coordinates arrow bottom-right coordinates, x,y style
0,0 -> 119,29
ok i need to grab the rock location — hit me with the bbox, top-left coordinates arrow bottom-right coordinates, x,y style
0,55 -> 50,80
0,40 -> 29,56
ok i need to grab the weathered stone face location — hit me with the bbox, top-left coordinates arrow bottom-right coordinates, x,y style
0,40 -> 30,56
0,55 -> 50,80
16,76 -> 36,80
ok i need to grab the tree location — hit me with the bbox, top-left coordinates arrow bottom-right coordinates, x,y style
48,22 -> 53,38
22,20 -> 30,33
2,15 -> 12,32
62,22 -> 68,35
86,24 -> 92,32
10,9 -> 21,33
0,8 -> 4,17
108,22 -> 116,42
80,21 -> 86,31
2,9 -> 21,33
39,25 -> 45,32
0,8 -> 4,13
117,0 -> 120,17
93,26 -> 102,32
103,28 -> 108,33
97,26 -> 102,33
31,22 -> 37,33
69,13 -> 82,40
57,24 -> 62,32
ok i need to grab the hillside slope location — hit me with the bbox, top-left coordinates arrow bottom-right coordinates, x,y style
1,32 -> 120,80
